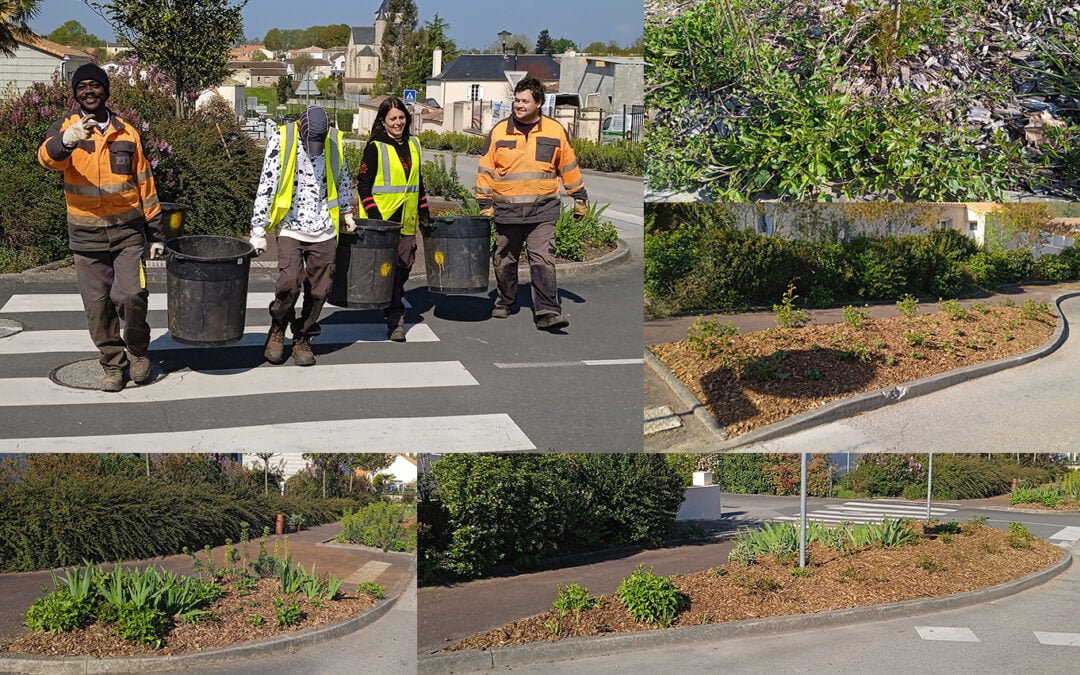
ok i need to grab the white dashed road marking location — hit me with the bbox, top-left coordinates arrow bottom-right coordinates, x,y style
915,626 -> 980,642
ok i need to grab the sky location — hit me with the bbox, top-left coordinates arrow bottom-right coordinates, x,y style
29,1 -> 642,51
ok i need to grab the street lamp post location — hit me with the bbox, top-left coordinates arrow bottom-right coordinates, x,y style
498,30 -> 519,70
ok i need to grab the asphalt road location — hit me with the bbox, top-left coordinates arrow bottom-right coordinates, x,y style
0,168 -> 643,452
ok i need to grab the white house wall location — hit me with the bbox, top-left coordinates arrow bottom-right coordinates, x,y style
0,45 -> 88,97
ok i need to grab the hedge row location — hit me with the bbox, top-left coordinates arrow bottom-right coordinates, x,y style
645,221 -> 1080,316
415,130 -> 643,175
0,474 -> 373,572
420,454 -> 685,583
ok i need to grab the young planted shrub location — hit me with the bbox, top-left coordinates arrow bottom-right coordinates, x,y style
552,584 -> 596,615
616,565 -> 685,627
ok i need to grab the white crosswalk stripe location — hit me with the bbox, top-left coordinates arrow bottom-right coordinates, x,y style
0,415 -> 536,452
1047,526 -> 1080,549
776,500 -> 958,524
0,292 -> 534,451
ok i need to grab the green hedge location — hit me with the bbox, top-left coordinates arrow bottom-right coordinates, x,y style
646,209 -> 1073,315
421,454 -> 685,582
415,130 -> 643,175
0,474 -> 372,572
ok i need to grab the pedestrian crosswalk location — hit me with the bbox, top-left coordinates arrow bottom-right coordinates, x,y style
776,500 -> 958,525
0,291 -> 536,451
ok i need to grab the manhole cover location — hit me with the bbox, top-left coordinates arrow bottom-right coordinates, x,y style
0,318 -> 24,338
50,358 -> 168,390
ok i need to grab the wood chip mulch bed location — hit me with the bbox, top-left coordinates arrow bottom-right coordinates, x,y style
446,522 -> 1061,651
1,577 -> 378,657
650,304 -> 1056,438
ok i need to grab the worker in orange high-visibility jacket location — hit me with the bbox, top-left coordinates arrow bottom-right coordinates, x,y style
37,63 -> 164,392
476,76 -> 588,332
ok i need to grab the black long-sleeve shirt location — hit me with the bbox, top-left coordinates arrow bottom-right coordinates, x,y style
355,131 -> 429,222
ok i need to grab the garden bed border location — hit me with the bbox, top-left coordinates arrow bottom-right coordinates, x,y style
420,548 -> 1071,673
0,558 -> 416,675
646,292 -> 1079,449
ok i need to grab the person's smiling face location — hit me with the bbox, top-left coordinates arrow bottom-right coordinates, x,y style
76,79 -> 107,114
385,107 -> 406,139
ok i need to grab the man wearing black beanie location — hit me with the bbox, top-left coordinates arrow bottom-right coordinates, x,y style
37,63 -> 165,392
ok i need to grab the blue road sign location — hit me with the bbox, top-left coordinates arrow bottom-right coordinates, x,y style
403,89 -> 417,105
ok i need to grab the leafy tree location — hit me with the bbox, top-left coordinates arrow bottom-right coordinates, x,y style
316,76 -> 337,98
0,0 -> 39,56
343,454 -> 396,492
47,20 -> 104,48
583,40 -> 614,54
275,73 -> 294,104
535,28 -> 552,55
380,0 -> 420,94
550,37 -> 577,53
93,0 -> 246,118
250,49 -> 268,62
263,27 -> 283,52
404,13 -> 459,93
318,24 -> 350,48
291,52 -> 316,86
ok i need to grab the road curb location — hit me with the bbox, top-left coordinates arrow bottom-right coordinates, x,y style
677,292 -> 1078,450
0,560 -> 416,675
643,348 -> 728,441
419,549 -> 1072,673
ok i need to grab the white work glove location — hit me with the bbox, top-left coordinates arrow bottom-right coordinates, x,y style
62,115 -> 95,148
342,212 -> 357,234
249,235 -> 267,257
148,242 -> 165,260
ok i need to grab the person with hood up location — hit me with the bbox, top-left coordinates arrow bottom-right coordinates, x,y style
249,106 -> 354,366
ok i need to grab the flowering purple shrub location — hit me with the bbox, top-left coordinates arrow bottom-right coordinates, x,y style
842,453 -> 927,497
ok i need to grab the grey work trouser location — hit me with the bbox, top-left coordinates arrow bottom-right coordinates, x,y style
493,220 -> 559,317
270,236 -> 336,339
73,245 -> 150,371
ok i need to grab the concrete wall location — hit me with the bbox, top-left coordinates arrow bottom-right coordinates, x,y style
558,57 -> 643,111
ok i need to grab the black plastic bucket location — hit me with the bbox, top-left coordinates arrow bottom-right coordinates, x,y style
159,202 -> 189,240
164,235 -> 255,346
328,220 -> 402,309
420,215 -> 492,294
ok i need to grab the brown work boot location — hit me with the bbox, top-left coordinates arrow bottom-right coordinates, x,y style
388,325 -> 406,342
101,369 -> 125,392
130,355 -> 152,384
292,337 -> 315,366
264,326 -> 287,364
535,313 -> 570,331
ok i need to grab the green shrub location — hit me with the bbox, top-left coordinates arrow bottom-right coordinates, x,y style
339,502 -> 416,552
644,223 -> 705,301
1021,298 -> 1053,320
686,318 -> 739,359
425,454 -> 685,581
841,454 -> 926,497
569,138 -> 644,175
273,598 -> 303,627
896,294 -> 920,318
1006,522 -> 1036,549
554,202 -> 619,261
1035,253 -> 1072,283
114,602 -> 170,647
773,284 -> 811,328
729,522 -> 798,564
24,587 -> 92,634
553,584 -> 596,614
355,581 -> 384,598
1010,487 -> 1064,508
421,152 -> 469,200
843,305 -> 870,330
616,565 -> 685,627
938,299 -> 967,321
848,519 -> 917,548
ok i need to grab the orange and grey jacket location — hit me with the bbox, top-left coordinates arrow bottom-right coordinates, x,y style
38,109 -> 162,252
476,115 -> 588,225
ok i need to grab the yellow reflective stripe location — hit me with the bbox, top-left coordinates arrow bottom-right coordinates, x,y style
64,181 -> 137,196
67,206 -> 146,227
371,185 -> 420,194
139,262 -> 146,289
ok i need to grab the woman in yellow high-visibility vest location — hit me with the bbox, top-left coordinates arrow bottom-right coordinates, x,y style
356,97 -> 429,342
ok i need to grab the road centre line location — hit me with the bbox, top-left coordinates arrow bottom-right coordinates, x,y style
494,358 -> 643,368
0,361 -> 475,406
1033,632 -> 1080,647
0,413 -> 536,452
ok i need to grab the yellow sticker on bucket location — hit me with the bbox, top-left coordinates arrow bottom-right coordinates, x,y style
380,262 -> 392,276
434,251 -> 445,265
170,213 -> 181,228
